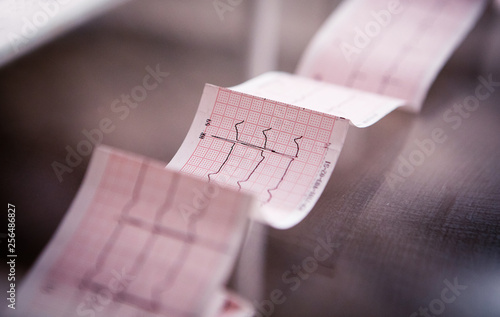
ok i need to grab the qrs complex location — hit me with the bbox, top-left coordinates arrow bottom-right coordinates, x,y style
265,135 -> 302,203
207,119 -> 304,204
177,86 -> 345,226
211,121 -> 299,160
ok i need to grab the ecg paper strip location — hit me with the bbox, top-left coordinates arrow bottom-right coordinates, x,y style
5,1 -> 489,316
167,85 -> 349,229
297,0 -> 487,111
230,71 -> 405,128
166,0 -> 486,229
10,146 -> 253,317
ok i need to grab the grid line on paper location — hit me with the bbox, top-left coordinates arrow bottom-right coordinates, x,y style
180,88 -> 337,212
308,0 -> 463,104
82,158 -> 150,282
375,0 -> 449,95
36,150 -> 245,317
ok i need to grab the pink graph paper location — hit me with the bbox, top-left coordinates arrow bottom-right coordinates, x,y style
10,146 -> 253,317
7,0 -> 489,315
167,85 -> 349,229
297,0 -> 487,111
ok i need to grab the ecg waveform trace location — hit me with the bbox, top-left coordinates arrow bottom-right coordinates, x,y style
211,121 -> 299,160
180,87 -> 338,212
207,119 -> 304,204
297,0 -> 485,110
20,148 -> 250,317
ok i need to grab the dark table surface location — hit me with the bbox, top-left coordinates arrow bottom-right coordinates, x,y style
1,1 -> 499,316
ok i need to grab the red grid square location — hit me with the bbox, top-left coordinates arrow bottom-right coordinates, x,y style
180,88 -> 338,212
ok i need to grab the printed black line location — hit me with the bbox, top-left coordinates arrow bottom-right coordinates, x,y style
81,160 -> 149,283
64,156 -> 241,316
266,159 -> 295,203
237,150 -> 266,191
377,0 -> 445,94
80,279 -> 194,316
110,287 -> 193,317
64,160 -> 149,317
262,127 -> 272,148
150,179 -> 217,311
118,217 -> 228,253
126,173 -> 181,278
344,1 -> 417,88
207,144 -> 235,182
211,125 -> 297,160
266,136 -> 303,203
206,120 -> 244,182
150,241 -> 191,311
210,119 -> 303,204
235,120 -> 245,141
293,136 -> 303,157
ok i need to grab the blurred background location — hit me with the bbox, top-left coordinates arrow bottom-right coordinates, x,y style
1,0 -> 500,316
0,0 -> 338,272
